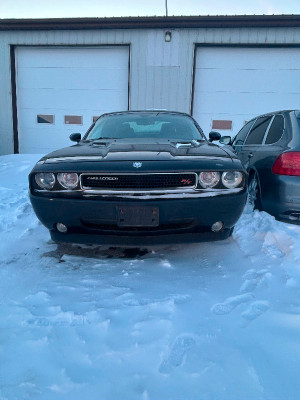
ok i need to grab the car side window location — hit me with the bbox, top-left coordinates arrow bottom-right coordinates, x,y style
245,116 -> 272,145
265,115 -> 284,144
232,120 -> 255,147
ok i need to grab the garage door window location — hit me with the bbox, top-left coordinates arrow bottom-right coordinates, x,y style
265,115 -> 284,144
245,116 -> 272,145
64,115 -> 82,125
37,114 -> 54,124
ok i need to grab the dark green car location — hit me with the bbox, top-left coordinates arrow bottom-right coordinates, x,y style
29,111 -> 247,245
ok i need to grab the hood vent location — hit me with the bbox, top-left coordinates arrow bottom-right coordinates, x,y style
90,141 -> 110,148
174,140 -> 200,149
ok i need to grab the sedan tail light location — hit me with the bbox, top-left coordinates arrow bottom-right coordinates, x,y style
272,152 -> 300,176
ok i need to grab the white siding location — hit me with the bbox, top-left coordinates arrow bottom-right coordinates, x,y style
1,26 -> 300,153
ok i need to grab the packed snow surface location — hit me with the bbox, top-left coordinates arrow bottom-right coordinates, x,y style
1,154 -> 300,400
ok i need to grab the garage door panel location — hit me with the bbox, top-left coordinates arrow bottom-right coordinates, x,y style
193,47 -> 300,136
195,69 -> 300,94
196,47 -> 300,70
17,67 -> 128,91
195,91 -> 300,115
194,92 -> 260,114
18,107 -> 117,131
18,110 -> 88,130
16,46 -> 129,154
18,126 -> 77,153
199,114 -> 252,135
18,88 -> 127,110
17,47 -> 129,68
19,112 -> 94,153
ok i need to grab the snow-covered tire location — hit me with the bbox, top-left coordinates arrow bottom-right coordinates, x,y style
248,173 -> 262,211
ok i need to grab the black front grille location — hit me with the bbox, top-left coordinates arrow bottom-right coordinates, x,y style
81,173 -> 196,190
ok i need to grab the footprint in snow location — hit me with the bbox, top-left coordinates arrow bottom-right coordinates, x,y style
211,293 -> 254,315
240,269 -> 271,293
159,334 -> 197,374
241,301 -> 270,327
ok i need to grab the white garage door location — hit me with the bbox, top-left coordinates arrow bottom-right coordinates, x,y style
193,47 -> 300,137
16,46 -> 129,154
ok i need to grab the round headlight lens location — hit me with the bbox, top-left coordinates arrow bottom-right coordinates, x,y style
199,171 -> 220,188
57,172 -> 79,189
35,172 -> 55,190
222,171 -> 243,188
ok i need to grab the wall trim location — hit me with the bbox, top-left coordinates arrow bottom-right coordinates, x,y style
2,15 -> 300,31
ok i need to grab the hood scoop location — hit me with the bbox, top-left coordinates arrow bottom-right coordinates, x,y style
173,140 -> 201,149
90,141 -> 111,148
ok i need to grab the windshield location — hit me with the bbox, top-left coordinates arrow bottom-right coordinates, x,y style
85,113 -> 205,141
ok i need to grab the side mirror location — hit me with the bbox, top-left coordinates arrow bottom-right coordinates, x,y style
69,133 -> 81,143
219,136 -> 232,145
209,131 -> 221,142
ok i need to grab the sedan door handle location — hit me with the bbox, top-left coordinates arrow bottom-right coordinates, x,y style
248,152 -> 253,159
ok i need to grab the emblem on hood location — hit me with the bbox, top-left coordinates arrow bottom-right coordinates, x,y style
133,162 -> 142,168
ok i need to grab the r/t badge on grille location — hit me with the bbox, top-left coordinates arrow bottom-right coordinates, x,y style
133,162 -> 142,168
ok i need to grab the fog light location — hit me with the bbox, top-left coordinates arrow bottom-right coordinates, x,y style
289,212 -> 300,221
211,221 -> 224,232
56,222 -> 68,233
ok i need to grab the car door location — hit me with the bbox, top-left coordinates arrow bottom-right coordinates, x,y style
238,115 -> 273,170
251,113 -> 286,197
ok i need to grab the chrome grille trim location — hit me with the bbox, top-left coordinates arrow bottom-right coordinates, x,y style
82,187 -> 244,198
33,187 -> 244,198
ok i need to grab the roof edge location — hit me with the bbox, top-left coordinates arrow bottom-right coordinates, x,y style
1,15 -> 300,31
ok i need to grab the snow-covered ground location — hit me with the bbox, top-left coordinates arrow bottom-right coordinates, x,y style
1,154 -> 300,400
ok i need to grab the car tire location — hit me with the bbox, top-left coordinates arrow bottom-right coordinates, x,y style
248,173 -> 262,211
227,226 -> 234,238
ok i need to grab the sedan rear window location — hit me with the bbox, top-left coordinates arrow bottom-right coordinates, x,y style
265,115 -> 284,144
85,113 -> 204,141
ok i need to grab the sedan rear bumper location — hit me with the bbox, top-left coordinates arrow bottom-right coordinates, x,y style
30,190 -> 247,244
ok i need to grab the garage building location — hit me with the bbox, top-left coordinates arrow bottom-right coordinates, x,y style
1,15 -> 300,154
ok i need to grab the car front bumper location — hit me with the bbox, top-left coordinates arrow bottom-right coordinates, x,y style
30,189 -> 247,245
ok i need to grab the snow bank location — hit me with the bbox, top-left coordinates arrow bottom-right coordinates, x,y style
0,154 -> 300,400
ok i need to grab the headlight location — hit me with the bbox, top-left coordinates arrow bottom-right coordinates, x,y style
35,173 -> 55,190
221,171 -> 243,188
57,172 -> 79,189
199,171 -> 220,188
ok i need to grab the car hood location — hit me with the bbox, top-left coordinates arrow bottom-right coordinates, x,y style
40,139 -> 235,162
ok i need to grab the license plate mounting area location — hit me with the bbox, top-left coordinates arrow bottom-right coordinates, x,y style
116,206 -> 159,227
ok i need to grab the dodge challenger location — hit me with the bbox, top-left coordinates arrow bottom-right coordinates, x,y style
29,111 -> 247,245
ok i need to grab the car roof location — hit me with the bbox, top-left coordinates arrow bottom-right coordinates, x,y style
98,110 -> 193,118
243,110 -> 299,124
253,110 -> 298,118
